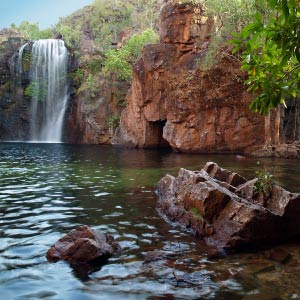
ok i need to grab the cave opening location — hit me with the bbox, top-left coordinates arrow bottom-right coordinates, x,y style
149,120 -> 172,149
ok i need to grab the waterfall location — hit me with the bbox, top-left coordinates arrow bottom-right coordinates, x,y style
10,42 -> 27,84
29,39 -> 69,143
17,43 -> 28,75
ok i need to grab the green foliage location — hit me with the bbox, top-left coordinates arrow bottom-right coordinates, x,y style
190,207 -> 203,220
92,0 -> 133,49
87,58 -> 103,74
114,88 -> 128,108
11,21 -> 53,40
24,81 -> 47,101
21,51 -> 31,73
55,0 -> 163,51
190,0 -> 270,70
231,0 -> 300,114
107,115 -> 120,131
103,28 -> 158,80
55,22 -> 81,48
86,74 -> 99,98
205,0 -> 269,32
70,68 -> 85,86
253,161 -> 274,195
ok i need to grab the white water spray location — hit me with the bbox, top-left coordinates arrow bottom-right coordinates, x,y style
29,39 -> 69,143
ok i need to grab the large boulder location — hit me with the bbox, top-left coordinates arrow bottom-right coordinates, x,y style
157,162 -> 300,252
47,225 -> 119,265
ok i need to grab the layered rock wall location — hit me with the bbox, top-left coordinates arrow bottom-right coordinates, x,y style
0,29 -> 29,141
113,2 -> 265,153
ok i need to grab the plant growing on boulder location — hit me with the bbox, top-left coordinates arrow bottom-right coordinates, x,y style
253,161 -> 274,197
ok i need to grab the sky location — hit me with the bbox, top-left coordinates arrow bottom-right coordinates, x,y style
0,0 -> 94,30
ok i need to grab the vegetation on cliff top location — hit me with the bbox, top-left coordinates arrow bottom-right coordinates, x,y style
55,0 -> 162,103
103,28 -> 158,81
11,0 -> 299,116
10,21 -> 53,40
177,0 -> 300,116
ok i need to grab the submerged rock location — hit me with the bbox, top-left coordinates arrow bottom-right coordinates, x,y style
157,162 -> 300,252
47,225 -> 119,266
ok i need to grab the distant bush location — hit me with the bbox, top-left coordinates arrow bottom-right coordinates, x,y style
103,28 -> 158,80
86,74 -> 99,98
11,21 -> 53,40
87,58 -> 103,74
107,115 -> 120,131
24,81 -> 47,101
70,68 -> 85,86
55,22 -> 81,48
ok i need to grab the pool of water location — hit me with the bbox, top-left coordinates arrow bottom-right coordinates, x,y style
0,143 -> 299,300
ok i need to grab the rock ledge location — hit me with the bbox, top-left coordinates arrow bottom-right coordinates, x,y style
157,162 -> 300,252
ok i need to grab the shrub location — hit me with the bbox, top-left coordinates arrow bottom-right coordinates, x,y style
86,74 -> 99,98
107,115 -> 120,131
12,21 -> 53,40
253,161 -> 274,196
103,28 -> 158,81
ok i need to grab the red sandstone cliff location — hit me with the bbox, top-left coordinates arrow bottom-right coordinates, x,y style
113,1 -> 266,153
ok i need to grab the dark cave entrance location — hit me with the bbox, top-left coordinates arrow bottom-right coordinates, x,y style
148,120 -> 172,149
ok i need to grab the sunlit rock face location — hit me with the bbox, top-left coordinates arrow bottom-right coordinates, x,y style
0,29 -> 29,141
113,2 -> 265,153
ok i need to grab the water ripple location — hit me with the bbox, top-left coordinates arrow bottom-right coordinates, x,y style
1,143 -> 300,300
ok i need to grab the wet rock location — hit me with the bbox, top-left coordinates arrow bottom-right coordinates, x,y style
157,162 -> 300,252
0,29 -> 30,141
46,225 -> 119,266
245,143 -> 300,159
264,248 -> 291,264
144,242 -> 191,264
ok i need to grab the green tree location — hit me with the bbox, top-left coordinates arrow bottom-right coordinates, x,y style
12,21 -> 53,40
232,0 -> 300,115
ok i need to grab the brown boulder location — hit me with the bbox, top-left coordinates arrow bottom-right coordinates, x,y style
157,162 -> 300,252
47,225 -> 119,265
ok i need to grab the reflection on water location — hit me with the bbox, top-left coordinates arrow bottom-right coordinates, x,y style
0,143 -> 299,300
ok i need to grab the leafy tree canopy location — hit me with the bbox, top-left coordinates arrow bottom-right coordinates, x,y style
232,0 -> 300,114
11,21 -> 53,40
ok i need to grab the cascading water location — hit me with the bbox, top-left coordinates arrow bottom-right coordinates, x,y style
17,43 -> 28,76
29,39 -> 69,143
10,42 -> 28,83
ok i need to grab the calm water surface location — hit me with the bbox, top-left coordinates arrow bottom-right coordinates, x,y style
0,143 -> 299,300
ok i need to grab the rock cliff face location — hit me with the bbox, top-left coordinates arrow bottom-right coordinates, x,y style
64,6 -> 128,144
66,77 -> 123,144
0,29 -> 29,141
113,2 -> 265,153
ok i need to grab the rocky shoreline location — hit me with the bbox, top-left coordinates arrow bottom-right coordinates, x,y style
157,162 -> 300,252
